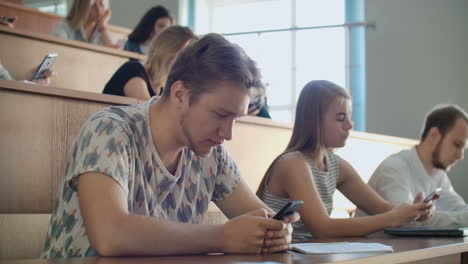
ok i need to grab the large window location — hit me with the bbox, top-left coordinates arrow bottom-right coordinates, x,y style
194,0 -> 350,123
22,0 -> 68,16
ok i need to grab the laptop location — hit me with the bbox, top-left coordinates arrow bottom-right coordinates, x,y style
384,227 -> 468,237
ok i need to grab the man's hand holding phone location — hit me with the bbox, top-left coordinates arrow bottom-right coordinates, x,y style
423,188 -> 442,203
411,189 -> 441,222
260,201 -> 302,253
0,16 -> 16,28
222,208 -> 287,254
272,200 -> 303,220
221,202 -> 301,254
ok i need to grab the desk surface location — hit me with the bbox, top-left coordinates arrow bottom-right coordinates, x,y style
1,235 -> 467,264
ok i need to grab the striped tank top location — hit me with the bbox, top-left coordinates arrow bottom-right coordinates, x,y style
261,151 -> 340,242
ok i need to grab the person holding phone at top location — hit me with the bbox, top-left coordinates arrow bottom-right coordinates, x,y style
0,58 -> 56,86
358,104 -> 468,227
41,33 -> 299,258
53,0 -> 116,48
257,80 -> 433,241
247,93 -> 271,119
0,19 -> 56,85
0,16 -> 16,28
103,25 -> 197,100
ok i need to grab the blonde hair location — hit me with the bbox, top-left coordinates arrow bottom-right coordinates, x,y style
162,33 -> 265,104
145,25 -> 197,95
257,80 -> 350,197
66,0 -> 94,29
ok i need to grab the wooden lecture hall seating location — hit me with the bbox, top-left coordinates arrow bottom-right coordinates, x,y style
0,79 -> 421,260
0,1 -> 130,43
1,2 -> 468,263
0,1 -> 144,94
0,26 -> 144,94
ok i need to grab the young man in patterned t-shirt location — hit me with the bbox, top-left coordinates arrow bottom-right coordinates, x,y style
41,33 -> 299,258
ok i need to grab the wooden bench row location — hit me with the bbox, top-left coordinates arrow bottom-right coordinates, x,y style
0,79 -> 417,259
0,26 -> 144,94
1,1 -> 145,96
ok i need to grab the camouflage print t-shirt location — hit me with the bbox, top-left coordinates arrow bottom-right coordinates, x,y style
0,63 -> 13,80
40,97 -> 240,258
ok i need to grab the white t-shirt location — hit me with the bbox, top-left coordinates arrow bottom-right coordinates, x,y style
358,147 -> 468,227
53,21 -> 104,45
0,63 -> 13,80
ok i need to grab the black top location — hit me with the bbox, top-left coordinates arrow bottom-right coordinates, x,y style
123,39 -> 143,54
102,60 -> 155,97
384,227 -> 468,237
256,105 -> 271,119
249,96 -> 271,119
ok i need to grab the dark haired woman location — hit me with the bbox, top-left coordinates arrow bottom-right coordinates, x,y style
124,5 -> 173,55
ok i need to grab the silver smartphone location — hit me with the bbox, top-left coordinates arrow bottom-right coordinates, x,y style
32,53 -> 58,80
423,188 -> 442,202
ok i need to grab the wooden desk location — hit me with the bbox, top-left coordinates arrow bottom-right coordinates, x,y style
0,235 -> 467,264
0,26 -> 144,94
0,80 -> 145,260
0,80 -> 422,260
0,80 -> 143,214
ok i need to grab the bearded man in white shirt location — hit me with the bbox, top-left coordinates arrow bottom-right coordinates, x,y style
365,104 -> 468,227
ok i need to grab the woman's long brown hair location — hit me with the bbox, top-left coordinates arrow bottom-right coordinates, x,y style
257,80 -> 350,197
145,25 -> 198,95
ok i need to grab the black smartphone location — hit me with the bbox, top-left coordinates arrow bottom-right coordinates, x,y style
272,200 -> 303,220
32,53 -> 58,80
423,188 -> 442,202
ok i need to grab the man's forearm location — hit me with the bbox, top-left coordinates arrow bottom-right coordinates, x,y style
92,214 -> 224,256
407,210 -> 468,228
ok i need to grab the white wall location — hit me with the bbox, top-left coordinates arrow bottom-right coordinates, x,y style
365,0 -> 468,199
108,0 -> 180,29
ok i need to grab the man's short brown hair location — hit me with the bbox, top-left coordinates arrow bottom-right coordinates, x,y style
421,104 -> 468,140
162,33 -> 265,104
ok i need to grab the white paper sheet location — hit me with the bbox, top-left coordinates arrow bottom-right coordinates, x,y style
291,242 -> 394,254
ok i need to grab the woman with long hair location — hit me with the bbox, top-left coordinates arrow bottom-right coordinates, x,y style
257,80 -> 434,241
124,5 -> 173,55
53,0 -> 115,47
103,25 -> 197,99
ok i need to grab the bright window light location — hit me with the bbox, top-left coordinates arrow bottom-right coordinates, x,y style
23,0 -> 68,16
269,109 -> 294,123
198,0 -> 348,122
296,0 -> 345,27
296,27 -> 346,99
38,4 -> 67,16
226,31 -> 292,107
212,0 -> 291,33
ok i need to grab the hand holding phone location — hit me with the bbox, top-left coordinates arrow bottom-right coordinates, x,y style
423,188 -> 442,203
0,16 -> 16,28
272,200 -> 303,220
32,53 -> 58,80
2,16 -> 15,23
